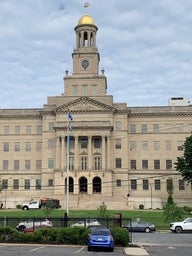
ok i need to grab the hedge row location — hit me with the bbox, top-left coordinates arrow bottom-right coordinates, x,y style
0,226 -> 130,246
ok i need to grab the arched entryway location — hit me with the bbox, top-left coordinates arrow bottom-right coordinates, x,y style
93,176 -> 101,193
79,176 -> 88,192
65,176 -> 74,193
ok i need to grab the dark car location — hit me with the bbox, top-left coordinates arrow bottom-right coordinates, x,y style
87,227 -> 114,252
123,221 -> 156,233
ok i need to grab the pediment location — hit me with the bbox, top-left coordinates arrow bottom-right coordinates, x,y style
55,96 -> 115,114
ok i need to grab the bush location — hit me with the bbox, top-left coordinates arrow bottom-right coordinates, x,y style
183,205 -> 192,215
139,204 -> 144,210
111,227 -> 130,246
0,226 -> 130,246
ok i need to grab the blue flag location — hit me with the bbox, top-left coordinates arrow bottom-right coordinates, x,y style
68,112 -> 73,121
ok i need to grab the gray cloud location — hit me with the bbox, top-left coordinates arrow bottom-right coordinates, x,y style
0,0 -> 192,108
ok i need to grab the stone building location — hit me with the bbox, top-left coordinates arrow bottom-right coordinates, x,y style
0,11 -> 192,210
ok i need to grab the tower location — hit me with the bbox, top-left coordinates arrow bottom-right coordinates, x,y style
64,12 -> 107,97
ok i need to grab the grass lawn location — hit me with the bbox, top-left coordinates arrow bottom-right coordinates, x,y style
0,208 -> 171,230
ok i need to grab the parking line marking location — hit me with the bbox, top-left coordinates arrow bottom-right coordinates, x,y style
75,246 -> 85,253
30,246 -> 45,252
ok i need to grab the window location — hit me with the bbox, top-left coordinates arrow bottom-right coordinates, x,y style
72,84 -> 78,96
26,125 -> 32,134
4,126 -> 9,134
81,138 -> 88,148
116,179 -> 121,187
177,141 -> 184,151
3,160 -> 8,170
2,179 -> 8,189
94,157 -> 101,170
36,142 -> 42,151
13,179 -> 19,189
131,179 -> 137,190
36,179 -> 41,190
166,179 -> 173,191
130,160 -> 136,170
48,179 -> 53,187
165,141 -> 172,151
14,160 -> 20,170
114,121 -> 121,131
154,160 -> 160,169
130,124 -> 136,133
153,141 -> 160,151
36,160 -> 42,169
48,158 -> 54,169
115,139 -> 121,149
154,179 -> 161,190
48,122 -> 54,132
94,138 -> 101,148
69,157 -> 74,171
115,158 -> 121,168
14,142 -> 20,152
69,137 -> 74,149
91,85 -> 97,96
142,141 -> 148,151
81,157 -> 87,170
36,125 -> 42,134
130,141 -> 136,151
3,142 -> 9,152
166,160 -> 172,170
24,179 -> 30,190
25,160 -> 31,170
48,139 -> 55,149
142,160 -> 148,169
143,179 -> 149,190
82,84 -> 88,96
141,124 -> 147,133
179,179 -> 185,190
153,124 -> 159,132
15,126 -> 20,134
25,142 -> 31,152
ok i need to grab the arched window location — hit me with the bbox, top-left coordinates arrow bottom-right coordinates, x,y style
79,176 -> 88,192
65,176 -> 74,193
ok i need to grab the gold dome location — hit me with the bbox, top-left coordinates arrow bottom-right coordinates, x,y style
78,14 -> 95,25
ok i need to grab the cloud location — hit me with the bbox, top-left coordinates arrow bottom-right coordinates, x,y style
0,0 -> 192,108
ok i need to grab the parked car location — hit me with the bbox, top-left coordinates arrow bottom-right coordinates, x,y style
16,218 -> 53,232
71,219 -> 101,227
123,221 -> 156,233
170,218 -> 192,233
87,227 -> 114,252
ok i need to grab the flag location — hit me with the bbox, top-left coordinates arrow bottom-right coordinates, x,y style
68,112 -> 73,121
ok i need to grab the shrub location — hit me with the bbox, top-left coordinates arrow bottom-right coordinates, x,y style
183,205 -> 192,215
111,227 -> 130,247
139,204 -> 144,210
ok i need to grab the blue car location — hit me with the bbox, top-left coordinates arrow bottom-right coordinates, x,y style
87,228 -> 114,252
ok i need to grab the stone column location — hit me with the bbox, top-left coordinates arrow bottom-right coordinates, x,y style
88,136 -> 92,170
102,136 -> 106,170
74,136 -> 79,170
55,136 -> 60,169
107,136 -> 111,169
61,137 -> 66,170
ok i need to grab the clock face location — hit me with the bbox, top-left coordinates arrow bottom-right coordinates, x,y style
81,60 -> 89,70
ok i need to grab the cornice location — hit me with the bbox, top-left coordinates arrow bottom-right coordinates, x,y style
130,111 -> 192,118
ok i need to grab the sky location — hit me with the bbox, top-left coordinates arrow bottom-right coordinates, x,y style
0,0 -> 192,109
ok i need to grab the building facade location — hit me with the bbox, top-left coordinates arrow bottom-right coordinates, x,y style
0,12 -> 192,210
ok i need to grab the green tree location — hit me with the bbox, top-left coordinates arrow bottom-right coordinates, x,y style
97,202 -> 109,217
175,135 -> 192,183
163,178 -> 184,222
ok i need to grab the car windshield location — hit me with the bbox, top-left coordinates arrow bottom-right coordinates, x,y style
91,229 -> 110,236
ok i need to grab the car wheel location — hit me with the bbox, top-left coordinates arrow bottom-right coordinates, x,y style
109,247 -> 114,252
145,227 -> 151,233
87,246 -> 91,251
18,225 -> 26,232
175,226 -> 182,233
22,206 -> 29,210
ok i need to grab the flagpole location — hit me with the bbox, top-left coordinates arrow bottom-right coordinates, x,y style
66,125 -> 70,215
66,112 -> 73,215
